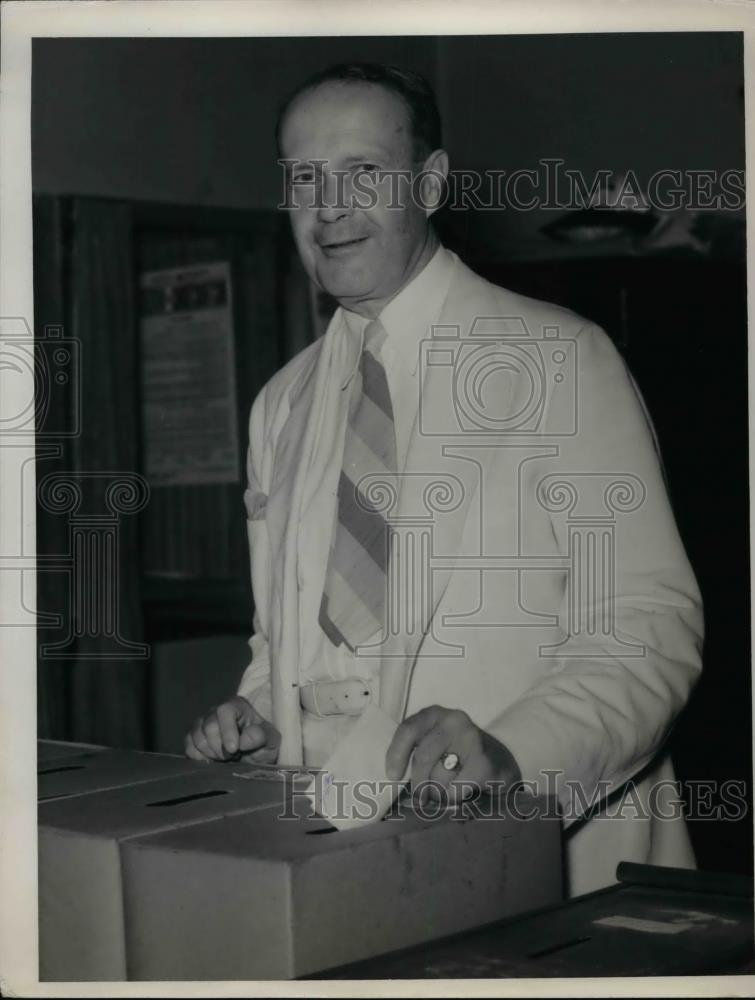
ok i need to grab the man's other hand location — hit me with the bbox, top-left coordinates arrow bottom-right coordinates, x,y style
185,695 -> 280,764
385,705 -> 521,802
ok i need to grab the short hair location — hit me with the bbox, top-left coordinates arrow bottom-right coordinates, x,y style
276,61 -> 442,161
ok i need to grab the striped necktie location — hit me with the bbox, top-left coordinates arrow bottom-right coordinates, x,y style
319,319 -> 397,651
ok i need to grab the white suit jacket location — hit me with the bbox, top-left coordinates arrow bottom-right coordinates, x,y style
238,253 -> 704,896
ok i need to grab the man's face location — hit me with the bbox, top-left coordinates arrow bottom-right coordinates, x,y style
279,81 -> 436,313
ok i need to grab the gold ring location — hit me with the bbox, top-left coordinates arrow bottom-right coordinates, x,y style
441,752 -> 460,771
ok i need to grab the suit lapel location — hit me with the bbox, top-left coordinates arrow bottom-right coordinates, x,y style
396,259 -> 504,620
380,262 -> 523,718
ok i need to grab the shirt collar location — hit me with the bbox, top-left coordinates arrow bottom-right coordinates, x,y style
339,245 -> 456,389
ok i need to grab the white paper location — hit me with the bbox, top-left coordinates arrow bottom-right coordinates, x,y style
305,704 -> 410,830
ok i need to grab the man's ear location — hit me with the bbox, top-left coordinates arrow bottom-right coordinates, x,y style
417,148 -> 449,217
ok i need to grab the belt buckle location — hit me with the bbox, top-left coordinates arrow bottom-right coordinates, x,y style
305,677 -> 373,717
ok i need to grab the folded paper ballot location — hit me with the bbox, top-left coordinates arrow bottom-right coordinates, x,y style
305,704 -> 410,830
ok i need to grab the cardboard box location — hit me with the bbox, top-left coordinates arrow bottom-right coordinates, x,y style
121,793 -> 562,980
38,765 -> 289,981
317,864 -> 755,978
38,747 -> 202,801
38,739 -> 107,763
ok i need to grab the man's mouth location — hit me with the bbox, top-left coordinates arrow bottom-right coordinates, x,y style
318,236 -> 369,256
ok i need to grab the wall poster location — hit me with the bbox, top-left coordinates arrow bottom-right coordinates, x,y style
139,260 -> 240,487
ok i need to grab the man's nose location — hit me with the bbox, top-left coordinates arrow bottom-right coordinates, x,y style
316,170 -> 353,223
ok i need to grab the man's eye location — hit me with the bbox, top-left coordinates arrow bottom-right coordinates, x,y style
292,172 -> 315,184
356,163 -> 380,174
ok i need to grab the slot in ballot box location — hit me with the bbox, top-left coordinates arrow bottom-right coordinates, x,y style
121,791 -> 562,980
38,747 -> 202,801
38,765 -> 291,981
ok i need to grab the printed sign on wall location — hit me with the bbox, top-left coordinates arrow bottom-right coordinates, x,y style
139,261 -> 240,486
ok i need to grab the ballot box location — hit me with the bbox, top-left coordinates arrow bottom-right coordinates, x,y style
317,862 -> 755,978
38,765 -> 290,981
38,739 -> 107,763
120,791 -> 562,980
38,746 -> 202,801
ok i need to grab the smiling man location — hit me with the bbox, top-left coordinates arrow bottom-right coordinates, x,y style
278,76 -> 446,316
186,63 -> 704,896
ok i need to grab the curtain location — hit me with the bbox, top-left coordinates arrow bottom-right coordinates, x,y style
35,196 -> 148,748
35,196 -> 71,738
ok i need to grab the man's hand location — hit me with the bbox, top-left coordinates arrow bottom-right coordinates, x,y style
385,705 -> 521,802
185,695 -> 280,764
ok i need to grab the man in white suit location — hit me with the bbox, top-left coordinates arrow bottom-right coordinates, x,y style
186,63 -> 703,896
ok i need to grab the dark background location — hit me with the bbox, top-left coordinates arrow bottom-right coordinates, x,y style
31,34 -> 750,876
